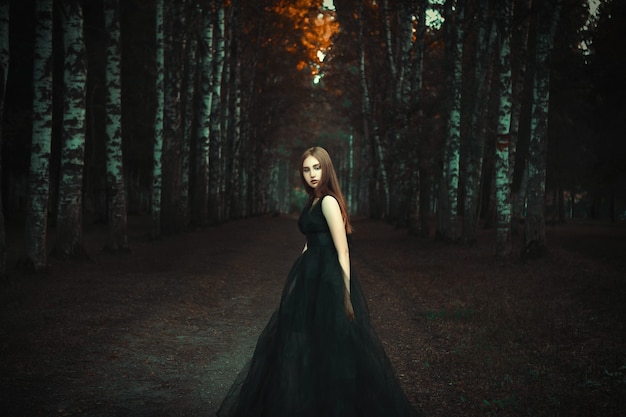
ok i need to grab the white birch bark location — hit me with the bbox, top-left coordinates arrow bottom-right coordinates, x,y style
55,1 -> 87,259
439,0 -> 463,242
104,0 -> 129,251
495,0 -> 513,257
162,2 -> 185,232
509,0 -> 532,233
23,0 -> 53,271
194,5 -> 214,226
151,0 -> 165,238
462,2 -> 497,244
524,3 -> 561,257
181,10 -> 199,229
209,5 -> 225,224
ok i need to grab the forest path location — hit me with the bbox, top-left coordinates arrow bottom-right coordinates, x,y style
1,215 -> 625,416
1,215 -> 304,416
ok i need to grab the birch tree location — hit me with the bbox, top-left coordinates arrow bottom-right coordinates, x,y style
462,0 -> 497,245
23,0 -> 53,271
162,1 -> 185,232
408,1 -> 428,236
357,1 -> 389,218
0,0 -> 8,278
524,2 -> 561,257
495,0 -> 513,257
151,0 -> 165,238
382,0 -> 415,225
437,0 -> 463,242
509,0 -> 532,234
54,1 -> 87,259
193,3 -> 214,227
209,4 -> 225,225
224,0 -> 243,219
181,6 -> 200,229
104,0 -> 129,251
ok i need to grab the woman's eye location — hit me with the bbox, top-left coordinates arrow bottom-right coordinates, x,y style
303,168 -> 309,173
314,166 -> 321,171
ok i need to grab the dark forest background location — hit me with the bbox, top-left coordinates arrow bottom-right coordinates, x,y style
1,0 -> 625,276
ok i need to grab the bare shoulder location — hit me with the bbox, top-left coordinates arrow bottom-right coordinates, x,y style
321,195 -> 340,212
321,195 -> 342,220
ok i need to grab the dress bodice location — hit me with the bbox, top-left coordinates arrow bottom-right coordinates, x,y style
298,197 -> 331,236
298,196 -> 349,248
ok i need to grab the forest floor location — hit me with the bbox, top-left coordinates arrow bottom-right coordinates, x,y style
1,213 -> 625,417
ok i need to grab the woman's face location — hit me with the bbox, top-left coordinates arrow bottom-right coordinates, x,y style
302,155 -> 322,189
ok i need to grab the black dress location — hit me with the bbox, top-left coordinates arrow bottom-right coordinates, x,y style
217,196 -> 419,417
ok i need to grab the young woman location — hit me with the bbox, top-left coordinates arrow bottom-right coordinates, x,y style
217,147 -> 419,417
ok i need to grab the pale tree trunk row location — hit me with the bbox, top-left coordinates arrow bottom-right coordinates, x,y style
7,0 -> 308,276
430,0 -> 559,259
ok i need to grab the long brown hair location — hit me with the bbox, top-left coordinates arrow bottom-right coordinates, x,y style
300,146 -> 353,234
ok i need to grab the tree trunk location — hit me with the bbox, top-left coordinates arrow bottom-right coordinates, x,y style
162,2 -> 185,233
54,1 -> 87,259
462,4 -> 497,245
209,5 -> 225,225
224,3 -> 242,220
0,0 -> 8,279
523,3 -> 560,258
104,0 -> 129,251
181,8 -> 199,230
151,0 -> 165,239
495,0 -> 513,258
193,4 -> 214,227
23,0 -> 53,272
511,161 -> 528,234
437,0 -> 463,242
508,0 -> 532,231
357,2 -> 389,218
386,0 -> 414,226
408,1 -> 427,236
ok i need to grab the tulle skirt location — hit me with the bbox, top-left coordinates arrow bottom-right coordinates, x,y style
216,242 -> 419,417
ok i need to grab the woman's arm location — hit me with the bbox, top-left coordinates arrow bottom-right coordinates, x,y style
321,196 -> 350,293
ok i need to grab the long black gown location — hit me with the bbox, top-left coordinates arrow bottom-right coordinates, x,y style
216,196 -> 419,417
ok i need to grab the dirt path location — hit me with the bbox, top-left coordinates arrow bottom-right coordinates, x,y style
1,215 -> 303,416
1,215 -> 625,416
